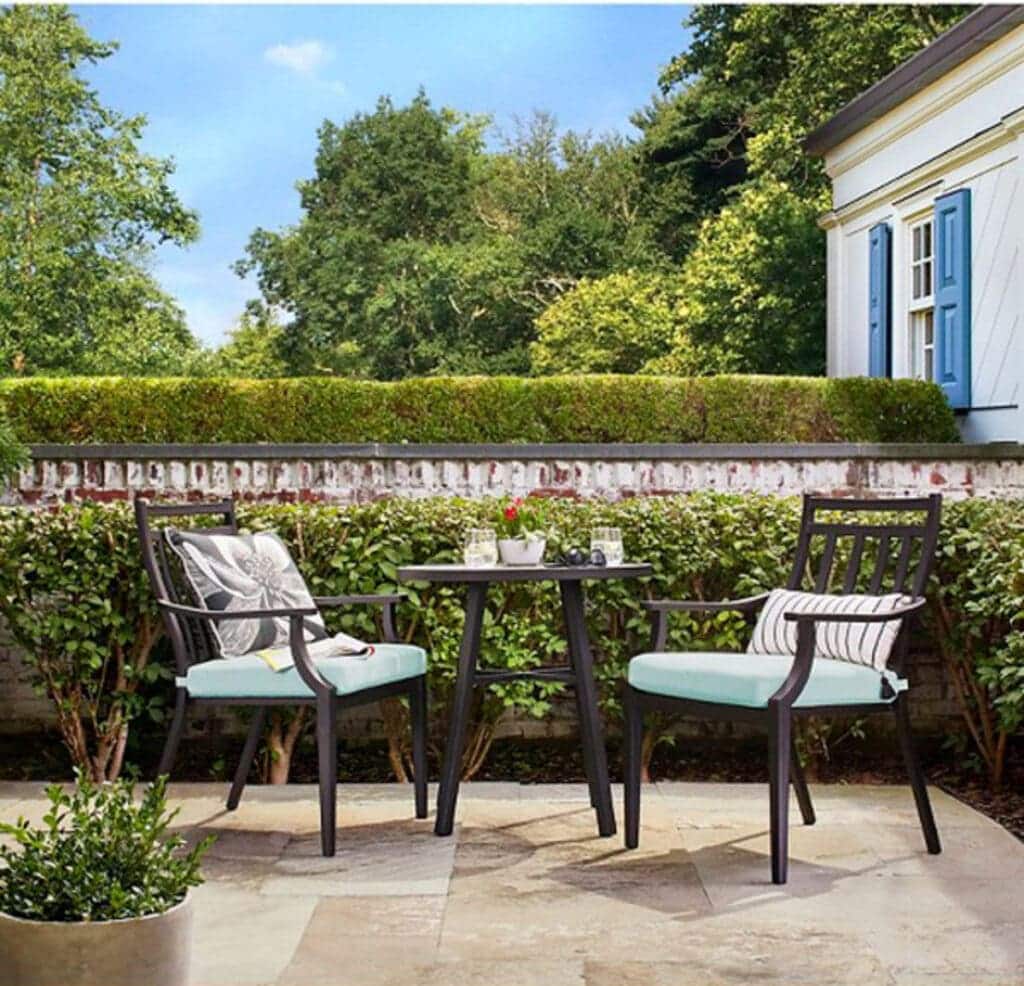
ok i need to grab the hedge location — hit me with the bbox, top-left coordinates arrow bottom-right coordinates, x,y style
0,374 -> 959,444
0,493 -> 1016,787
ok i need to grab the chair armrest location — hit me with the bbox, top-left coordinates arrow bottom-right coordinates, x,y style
157,600 -> 319,621
643,593 -> 769,653
158,601 -> 334,693
782,598 -> 927,625
641,593 -> 769,615
310,593 -> 404,643
312,594 -> 404,607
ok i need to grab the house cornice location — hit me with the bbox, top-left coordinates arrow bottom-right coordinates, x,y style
804,6 -> 1024,158
820,105 -> 1024,228
823,31 -> 1024,182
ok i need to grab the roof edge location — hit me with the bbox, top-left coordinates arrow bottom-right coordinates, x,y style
804,6 -> 1024,158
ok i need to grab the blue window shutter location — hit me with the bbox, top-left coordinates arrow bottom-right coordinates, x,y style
934,188 -> 971,409
868,223 -> 891,377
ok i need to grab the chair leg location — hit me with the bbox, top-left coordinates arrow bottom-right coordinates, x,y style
768,705 -> 792,885
227,706 -> 266,811
157,688 -> 188,779
316,693 -> 338,857
623,685 -> 643,850
410,677 -> 428,820
791,746 -> 816,826
894,695 -> 941,854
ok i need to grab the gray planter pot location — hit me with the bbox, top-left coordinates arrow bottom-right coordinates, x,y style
0,893 -> 192,986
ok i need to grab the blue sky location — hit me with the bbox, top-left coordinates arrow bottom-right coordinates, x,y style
73,5 -> 691,346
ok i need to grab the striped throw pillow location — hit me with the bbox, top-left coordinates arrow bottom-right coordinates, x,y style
747,589 -> 912,671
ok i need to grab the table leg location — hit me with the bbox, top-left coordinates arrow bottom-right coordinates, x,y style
435,581 -> 488,836
559,580 -> 616,837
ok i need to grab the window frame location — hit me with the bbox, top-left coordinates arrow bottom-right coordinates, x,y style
906,215 -> 936,382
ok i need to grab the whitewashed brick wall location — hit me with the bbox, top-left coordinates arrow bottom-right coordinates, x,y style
9,441 -> 1024,505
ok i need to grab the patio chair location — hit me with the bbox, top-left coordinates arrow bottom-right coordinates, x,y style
623,494 -> 942,884
135,497 -> 428,856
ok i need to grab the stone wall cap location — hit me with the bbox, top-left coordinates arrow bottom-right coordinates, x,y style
26,441 -> 1024,461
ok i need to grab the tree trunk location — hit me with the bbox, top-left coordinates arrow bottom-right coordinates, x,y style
265,709 -> 309,784
380,697 -> 411,782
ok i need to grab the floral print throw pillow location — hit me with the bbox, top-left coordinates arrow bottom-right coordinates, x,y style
166,528 -> 328,657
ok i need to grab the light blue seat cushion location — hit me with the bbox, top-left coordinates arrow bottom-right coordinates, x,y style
181,644 -> 426,699
628,651 -> 905,709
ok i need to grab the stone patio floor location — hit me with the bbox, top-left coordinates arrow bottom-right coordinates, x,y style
1,780 -> 1022,985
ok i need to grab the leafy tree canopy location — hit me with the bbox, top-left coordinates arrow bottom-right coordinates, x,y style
641,4 -> 969,376
0,5 -> 199,376
237,96 -> 666,379
531,271 -> 681,376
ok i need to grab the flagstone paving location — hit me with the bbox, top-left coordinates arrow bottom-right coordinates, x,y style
1,780 -> 1021,985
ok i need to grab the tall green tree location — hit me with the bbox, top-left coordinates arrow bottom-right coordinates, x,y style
649,4 -> 970,376
238,98 -> 662,379
0,5 -> 199,375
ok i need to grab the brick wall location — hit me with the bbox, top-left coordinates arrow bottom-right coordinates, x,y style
5,440 -> 1017,739
9,440 -> 1024,505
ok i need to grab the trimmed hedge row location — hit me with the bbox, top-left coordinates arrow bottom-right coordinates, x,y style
0,374 -> 959,444
1,494 -> 1017,787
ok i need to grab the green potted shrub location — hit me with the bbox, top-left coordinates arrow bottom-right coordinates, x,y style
0,774 -> 212,986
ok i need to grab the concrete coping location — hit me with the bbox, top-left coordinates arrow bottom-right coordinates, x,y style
27,441 -> 1024,461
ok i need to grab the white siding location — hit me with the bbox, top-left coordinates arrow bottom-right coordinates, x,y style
829,25 -> 1024,207
823,24 -> 1024,443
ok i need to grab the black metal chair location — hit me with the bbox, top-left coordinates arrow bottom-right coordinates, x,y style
135,497 -> 428,856
623,494 -> 943,884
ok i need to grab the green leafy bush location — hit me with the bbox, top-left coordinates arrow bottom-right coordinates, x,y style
932,499 -> 1024,789
0,406 -> 28,487
0,774 -> 211,922
5,492 -> 1017,788
0,374 -> 959,444
0,503 -> 166,781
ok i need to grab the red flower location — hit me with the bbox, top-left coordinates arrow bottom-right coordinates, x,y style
513,497 -> 524,506
504,505 -> 518,521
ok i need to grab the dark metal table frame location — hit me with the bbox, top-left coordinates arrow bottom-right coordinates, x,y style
397,563 -> 652,839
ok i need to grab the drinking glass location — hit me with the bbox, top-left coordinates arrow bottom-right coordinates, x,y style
591,526 -> 624,566
464,528 -> 498,567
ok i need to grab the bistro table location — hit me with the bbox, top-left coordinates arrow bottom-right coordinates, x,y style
397,562 -> 652,838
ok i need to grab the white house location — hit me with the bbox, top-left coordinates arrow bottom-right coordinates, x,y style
805,5 -> 1024,442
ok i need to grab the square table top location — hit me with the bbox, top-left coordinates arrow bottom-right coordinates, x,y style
397,562 -> 653,584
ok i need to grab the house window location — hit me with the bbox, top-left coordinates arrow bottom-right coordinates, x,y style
908,218 -> 934,381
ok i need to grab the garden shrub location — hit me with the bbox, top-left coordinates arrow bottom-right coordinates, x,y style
4,492 -> 1018,788
0,405 -> 28,487
0,503 -> 166,781
0,774 -> 211,921
0,374 -> 959,445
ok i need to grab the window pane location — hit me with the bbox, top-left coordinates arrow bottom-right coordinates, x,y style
925,346 -> 934,382
913,226 -> 921,261
923,260 -> 932,296
923,221 -> 932,259
925,311 -> 934,345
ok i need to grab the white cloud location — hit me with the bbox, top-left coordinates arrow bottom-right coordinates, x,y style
264,40 -> 332,76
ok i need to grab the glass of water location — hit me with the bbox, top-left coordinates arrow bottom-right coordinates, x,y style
464,528 -> 498,567
591,527 -> 624,566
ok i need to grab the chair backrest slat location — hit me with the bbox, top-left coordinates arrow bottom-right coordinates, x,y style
135,497 -> 237,674
842,533 -> 866,593
814,532 -> 838,593
868,535 -> 891,593
893,535 -> 915,593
